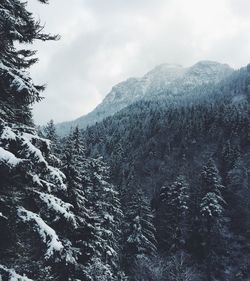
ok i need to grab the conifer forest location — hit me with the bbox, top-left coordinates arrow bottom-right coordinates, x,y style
0,1 -> 250,280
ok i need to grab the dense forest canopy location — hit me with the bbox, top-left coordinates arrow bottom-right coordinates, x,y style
0,0 -> 250,281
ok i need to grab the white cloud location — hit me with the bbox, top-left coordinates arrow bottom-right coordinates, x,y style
28,0 -> 250,124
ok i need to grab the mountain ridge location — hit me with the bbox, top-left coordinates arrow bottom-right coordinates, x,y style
56,60 -> 233,135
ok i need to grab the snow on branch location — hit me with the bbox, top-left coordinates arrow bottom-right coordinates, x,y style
0,147 -> 22,167
22,132 -> 51,150
20,133 -> 66,191
0,126 -> 16,141
0,265 -> 33,281
0,212 -> 7,220
47,166 -> 67,191
0,62 -> 40,100
35,191 -> 77,226
18,208 -> 64,259
21,138 -> 47,165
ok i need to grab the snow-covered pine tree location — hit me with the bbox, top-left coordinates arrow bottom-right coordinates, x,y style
0,0 -> 58,125
199,159 -> 226,281
158,175 -> 189,253
61,128 -> 125,280
43,120 -> 59,154
85,156 -> 124,281
123,181 -> 157,276
200,159 -> 225,228
61,127 -> 87,192
61,128 -> 99,280
44,120 -> 57,142
0,1 -> 79,280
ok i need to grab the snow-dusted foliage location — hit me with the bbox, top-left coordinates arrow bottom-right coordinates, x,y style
36,191 -> 76,225
0,61 -> 40,100
0,146 -> 22,167
91,164 -> 123,276
60,128 -> 125,280
200,159 -> 225,220
0,1 -> 78,280
18,208 -> 64,259
1,0 -> 250,280
200,192 -> 225,218
157,175 -> 189,252
0,123 -> 66,191
0,265 -> 33,281
123,185 -> 157,274
85,258 -> 114,281
0,120 -> 79,279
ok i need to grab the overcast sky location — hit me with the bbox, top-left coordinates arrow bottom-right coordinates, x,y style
28,0 -> 250,125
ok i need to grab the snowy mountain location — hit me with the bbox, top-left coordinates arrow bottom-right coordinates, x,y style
56,61 -> 233,135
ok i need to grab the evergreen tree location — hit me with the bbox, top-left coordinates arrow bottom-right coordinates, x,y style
158,175 -> 189,253
85,156 -> 124,280
43,120 -> 59,152
221,140 -> 240,181
110,142 -> 125,182
0,1 -> 79,280
44,120 -> 57,142
199,159 -> 225,281
0,0 -> 58,125
61,128 -> 95,278
123,182 -> 157,276
61,129 -> 125,280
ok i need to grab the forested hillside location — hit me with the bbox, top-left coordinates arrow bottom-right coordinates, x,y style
55,61 -> 233,136
80,65 -> 250,280
0,0 -> 250,281
0,1 -> 124,280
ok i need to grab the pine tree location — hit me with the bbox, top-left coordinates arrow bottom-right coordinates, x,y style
61,130 -> 124,280
44,120 -> 57,141
43,120 -> 59,153
0,0 -> 58,125
110,142 -> 124,182
200,159 -> 225,226
221,140 -> 240,181
123,182 -> 157,276
199,159 -> 225,281
158,175 -> 189,253
61,127 -> 106,281
85,156 -> 124,280
0,1 -> 79,280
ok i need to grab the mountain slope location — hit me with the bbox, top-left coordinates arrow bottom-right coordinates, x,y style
80,64 -> 250,280
56,61 -> 233,135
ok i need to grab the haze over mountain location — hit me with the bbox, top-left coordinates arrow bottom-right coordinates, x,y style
55,60 -> 233,135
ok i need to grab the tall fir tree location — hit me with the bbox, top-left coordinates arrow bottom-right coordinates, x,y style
157,175 -> 189,253
122,178 -> 157,276
85,156 -> 124,280
199,159 -> 226,281
0,0 -> 58,125
62,129 -> 125,280
43,120 -> 59,153
0,1 -> 80,280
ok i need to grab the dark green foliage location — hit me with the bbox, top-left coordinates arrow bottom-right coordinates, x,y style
157,175 -> 189,254
82,64 -> 250,280
61,128 -> 124,280
1,0 -> 250,279
0,0 -> 58,125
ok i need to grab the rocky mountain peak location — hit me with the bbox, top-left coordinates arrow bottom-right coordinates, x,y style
56,61 -> 234,135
